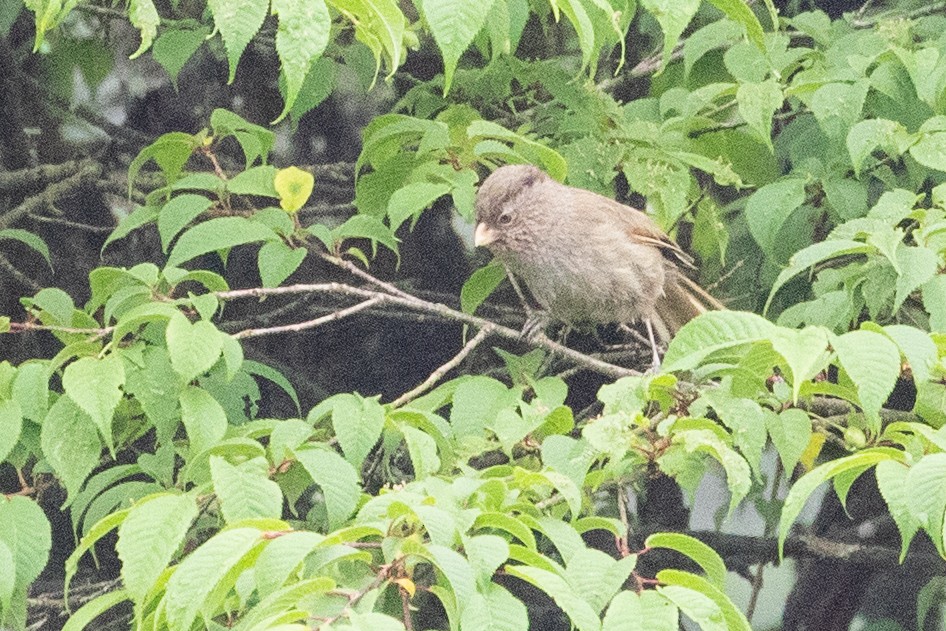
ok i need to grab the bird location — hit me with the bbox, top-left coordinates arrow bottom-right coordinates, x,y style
473,164 -> 723,366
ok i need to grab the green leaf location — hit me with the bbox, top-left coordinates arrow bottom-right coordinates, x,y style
745,178 -> 807,256
906,453 -> 946,558
102,205 -> 159,253
663,311 -> 776,372
152,24 -> 210,87
61,590 -> 130,631
736,80 -> 782,151
207,0 -> 267,83
549,0 -> 596,71
128,132 -> 199,195
674,429 -> 751,514
764,408 -> 812,475
0,496 -> 51,592
925,276 -> 946,332
765,239 -> 873,313
210,456 -> 283,523
158,194 -> 213,253
62,355 -> 125,452
875,460 -> 919,562
461,261 -> 507,315
769,327 -> 831,402
460,584 -> 529,631
210,108 -> 276,167
894,246 -> 939,312
402,425 -> 441,478
116,493 -> 198,603
386,181 -> 451,231
645,533 -> 726,590
128,0 -> 159,58
504,564 -> 601,631
656,584 -> 726,631
163,527 -> 266,631
846,118 -> 908,177
180,385 -> 228,455
292,446 -> 362,530
657,569 -> 750,631
778,448 -> 902,557
809,80 -> 869,131
883,324 -> 937,384
166,312 -> 224,383
706,0 -> 765,50
311,393 -> 384,470
565,549 -> 637,615
0,228 -> 52,269
0,399 -> 22,464
258,241 -> 307,288
326,0 -> 406,83
468,120 -> 568,182
227,165 -> 278,197
833,329 -> 901,425
332,214 -> 400,257
421,0 -> 495,93
166,216 -> 279,267
639,0 -> 700,72
910,131 -> 946,172
41,397 -> 102,499
271,0 -> 331,121
243,360 -> 300,414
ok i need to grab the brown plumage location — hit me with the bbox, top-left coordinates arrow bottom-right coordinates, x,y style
474,164 -> 722,349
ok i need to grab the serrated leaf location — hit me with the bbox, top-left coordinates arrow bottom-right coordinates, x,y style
210,108 -> 276,167
166,312 -> 223,383
116,493 -> 198,603
663,311 -> 775,372
41,396 -> 102,499
910,131 -> 946,172
468,120 -> 568,182
316,393 -> 384,470
128,0 -> 159,58
736,80 -> 782,150
770,327 -> 831,402
208,0 -> 267,82
402,425 -> 441,478
675,429 -> 751,514
292,446 -> 361,530
460,261 -> 506,315
327,0 -> 406,83
504,564 -> 600,631
565,548 -> 637,614
421,0 -> 495,93
846,118 -> 906,177
166,216 -> 279,267
640,0 -> 700,72
906,453 -> 946,558
0,399 -> 22,463
883,325 -> 937,384
128,132 -> 199,195
271,0 -> 331,121
258,241 -> 307,288
765,408 -> 812,475
211,456 -> 283,523
645,533 -> 726,590
332,214 -> 400,257
61,590 -> 130,631
875,460 -> 919,562
745,178 -> 807,256
179,385 -> 227,456
244,360 -> 300,414
152,24 -> 210,86
163,527 -> 265,630
894,246 -> 939,312
778,448 -> 902,557
0,496 -> 51,591
62,355 -> 125,451
656,584 -> 727,631
833,329 -> 901,425
460,583 -> 529,631
0,228 -> 52,270
386,181 -> 451,231
657,569 -> 749,631
765,239 -> 873,313
705,0 -> 765,51
158,194 -> 213,253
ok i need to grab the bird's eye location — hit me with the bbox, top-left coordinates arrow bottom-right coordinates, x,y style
498,212 -> 513,225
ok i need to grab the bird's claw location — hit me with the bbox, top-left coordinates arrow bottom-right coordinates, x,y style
520,312 -> 550,343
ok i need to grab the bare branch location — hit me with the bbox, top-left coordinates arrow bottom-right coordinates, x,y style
233,297 -> 383,339
390,327 -> 491,408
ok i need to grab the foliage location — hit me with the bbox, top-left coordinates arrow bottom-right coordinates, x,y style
2,0 -> 946,630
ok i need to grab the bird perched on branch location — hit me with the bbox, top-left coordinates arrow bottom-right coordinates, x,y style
473,164 -> 722,366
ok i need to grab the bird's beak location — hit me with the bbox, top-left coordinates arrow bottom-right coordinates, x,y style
474,222 -> 497,248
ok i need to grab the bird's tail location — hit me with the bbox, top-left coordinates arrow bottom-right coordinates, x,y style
652,273 -> 724,340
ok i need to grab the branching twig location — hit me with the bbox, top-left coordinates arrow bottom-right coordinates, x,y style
233,297 -> 382,339
390,327 -> 491,407
216,282 -> 639,379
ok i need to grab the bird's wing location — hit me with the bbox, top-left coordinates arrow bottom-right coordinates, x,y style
580,189 -> 695,269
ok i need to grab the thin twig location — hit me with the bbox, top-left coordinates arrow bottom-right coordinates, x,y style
216,282 -> 638,379
390,327 -> 490,408
233,297 -> 381,339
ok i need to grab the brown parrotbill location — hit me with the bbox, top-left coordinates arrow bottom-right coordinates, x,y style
473,164 -> 722,361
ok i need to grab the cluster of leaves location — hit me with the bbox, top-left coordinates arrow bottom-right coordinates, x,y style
4,0 -> 946,630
